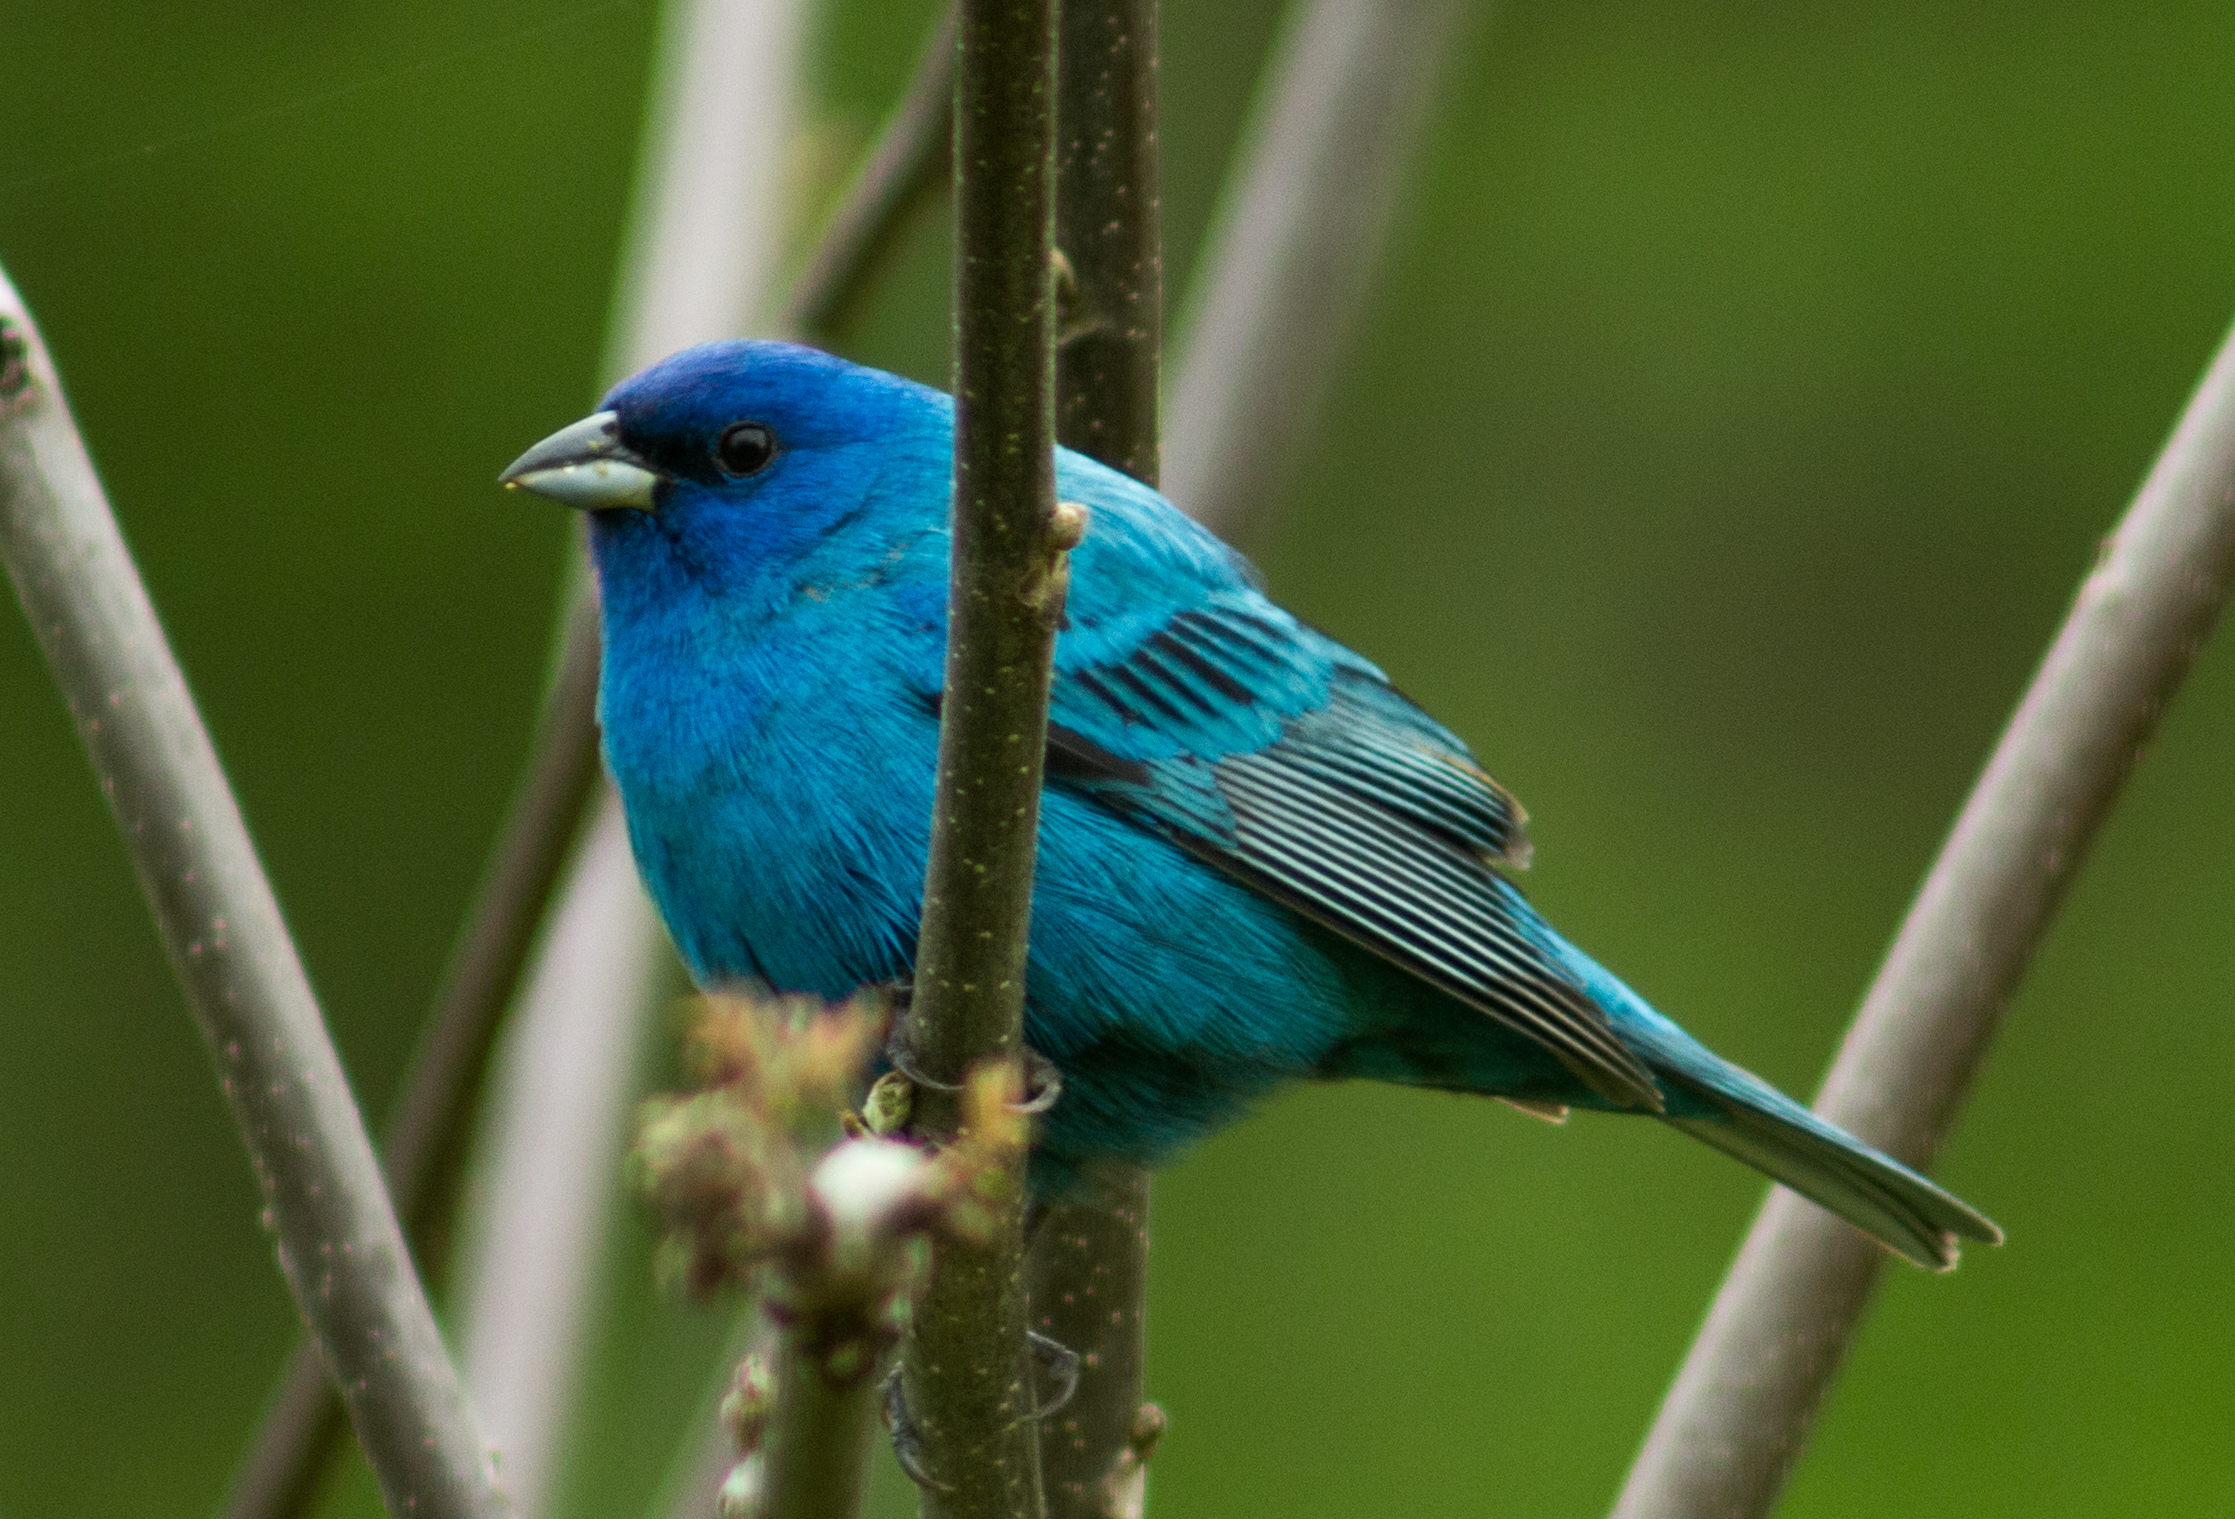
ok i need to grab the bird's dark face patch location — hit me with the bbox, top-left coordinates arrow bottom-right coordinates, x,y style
584,339 -> 956,624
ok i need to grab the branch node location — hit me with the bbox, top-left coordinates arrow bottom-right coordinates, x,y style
1096,1403 -> 1166,1519
862,1070 -> 916,1137
1047,501 -> 1090,554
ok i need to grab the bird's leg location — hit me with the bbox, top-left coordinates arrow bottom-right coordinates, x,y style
873,972 -> 926,1066
877,971 -> 914,1014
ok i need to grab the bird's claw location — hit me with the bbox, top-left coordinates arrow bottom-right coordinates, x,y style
881,1365 -> 951,1492
883,1014 -> 1064,1115
882,1014 -> 964,1095
1010,1047 -> 1063,1114
1029,1329 -> 1081,1418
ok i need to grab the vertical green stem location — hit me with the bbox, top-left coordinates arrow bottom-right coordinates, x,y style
763,1337 -> 881,1519
1037,3 -> 1161,1514
1027,1176 -> 1151,1517
1053,0 -> 1161,484
897,1 -> 1062,1517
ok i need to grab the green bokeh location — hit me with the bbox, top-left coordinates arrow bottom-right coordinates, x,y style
3,2 -> 2230,1516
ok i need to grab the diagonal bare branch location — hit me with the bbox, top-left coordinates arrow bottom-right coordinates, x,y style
0,269 -> 507,1519
1163,0 -> 1469,547
1611,312 -> 2235,1519
458,3 -> 813,1515
782,6 -> 957,342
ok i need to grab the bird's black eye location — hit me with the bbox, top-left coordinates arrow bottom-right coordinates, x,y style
714,421 -> 776,476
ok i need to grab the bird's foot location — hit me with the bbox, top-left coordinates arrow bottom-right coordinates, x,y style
882,1016 -> 964,1095
1012,1046 -> 1063,1114
881,1017 -> 1063,1112
879,1331 -> 1079,1491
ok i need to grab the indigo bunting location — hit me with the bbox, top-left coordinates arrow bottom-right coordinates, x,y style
503,340 -> 1998,1269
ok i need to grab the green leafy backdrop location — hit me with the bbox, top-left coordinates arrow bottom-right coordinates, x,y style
2,2 -> 2229,1515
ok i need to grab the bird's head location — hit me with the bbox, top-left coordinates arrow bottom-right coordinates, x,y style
501,340 -> 951,621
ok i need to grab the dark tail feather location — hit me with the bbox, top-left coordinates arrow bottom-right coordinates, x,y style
1659,1071 -> 2003,1272
1526,924 -> 2000,1268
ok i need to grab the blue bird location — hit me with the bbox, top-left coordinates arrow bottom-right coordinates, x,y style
502,340 -> 1999,1270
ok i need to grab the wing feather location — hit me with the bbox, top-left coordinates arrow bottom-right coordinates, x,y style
1211,756 -> 1659,1107
1044,599 -> 1662,1111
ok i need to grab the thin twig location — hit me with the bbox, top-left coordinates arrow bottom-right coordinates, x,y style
221,5 -> 972,1513
220,594 -> 600,1519
0,273 -> 507,1519
780,5 -> 957,342
1163,0 -> 1468,547
760,1340 -> 884,1519
1609,314 -> 2235,1519
382,591 -> 605,1221
461,790 -> 669,1518
1033,2 -> 1161,1513
215,1351 -> 348,1519
894,2 -> 1064,1516
457,2 -> 814,1512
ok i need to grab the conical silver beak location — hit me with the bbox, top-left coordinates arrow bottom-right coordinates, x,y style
499,410 -> 661,511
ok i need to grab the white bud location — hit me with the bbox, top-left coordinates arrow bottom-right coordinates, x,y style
716,1454 -> 766,1519
810,1138 -> 930,1236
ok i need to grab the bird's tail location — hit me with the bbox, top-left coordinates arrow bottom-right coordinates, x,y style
1653,1063 -> 2001,1271
1542,938 -> 2002,1270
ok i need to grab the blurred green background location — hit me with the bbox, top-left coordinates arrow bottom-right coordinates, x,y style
4,0 -> 2233,1515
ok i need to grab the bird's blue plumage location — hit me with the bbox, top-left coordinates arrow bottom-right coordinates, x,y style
559,339 -> 1998,1269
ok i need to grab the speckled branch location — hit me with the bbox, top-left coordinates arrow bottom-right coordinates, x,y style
894,2 -> 1065,1517
1034,2 -> 1162,1513
1610,313 -> 2235,1519
0,270 -> 506,1519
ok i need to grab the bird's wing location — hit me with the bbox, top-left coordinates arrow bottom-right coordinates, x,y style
1040,592 -> 1663,1111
